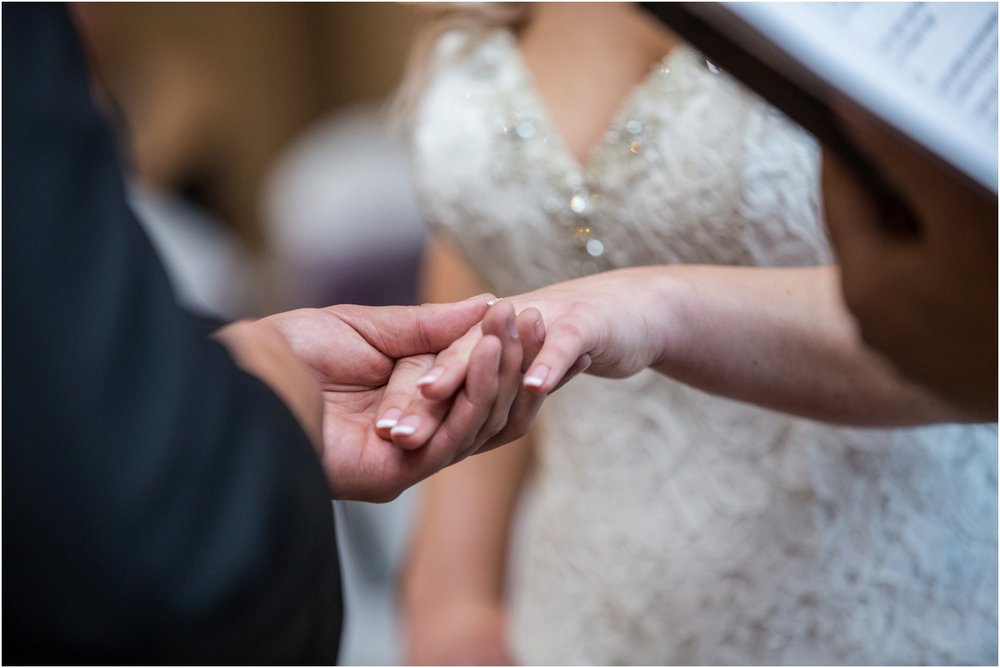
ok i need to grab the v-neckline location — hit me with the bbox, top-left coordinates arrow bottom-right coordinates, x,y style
503,30 -> 683,177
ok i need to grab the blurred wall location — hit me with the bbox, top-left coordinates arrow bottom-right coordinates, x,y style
73,3 -> 420,251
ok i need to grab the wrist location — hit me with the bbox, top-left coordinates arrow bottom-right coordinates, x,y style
404,597 -> 509,665
214,319 -> 323,449
631,266 -> 687,374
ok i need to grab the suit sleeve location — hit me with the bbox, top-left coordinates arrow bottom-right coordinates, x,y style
1,5 -> 342,663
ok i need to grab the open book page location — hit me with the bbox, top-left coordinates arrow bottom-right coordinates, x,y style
725,2 -> 998,193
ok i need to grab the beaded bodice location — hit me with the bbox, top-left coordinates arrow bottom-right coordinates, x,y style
412,28 -> 832,290
410,28 -> 998,665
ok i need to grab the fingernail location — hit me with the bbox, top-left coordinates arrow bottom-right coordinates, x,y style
487,297 -> 503,306
524,364 -> 549,388
533,317 -> 545,340
376,408 -> 401,431
391,416 -> 420,437
416,367 -> 444,386
507,314 -> 518,339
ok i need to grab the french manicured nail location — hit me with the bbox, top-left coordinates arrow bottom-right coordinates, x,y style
534,317 -> 545,340
487,296 -> 503,306
416,367 -> 444,386
524,364 -> 550,388
376,408 -> 401,431
391,416 -> 420,437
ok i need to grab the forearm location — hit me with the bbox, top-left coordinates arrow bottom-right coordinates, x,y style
402,237 -> 524,662
404,436 -> 528,601
425,264 -> 967,429
403,436 -> 529,663
653,265 -> 966,425
408,236 -> 524,604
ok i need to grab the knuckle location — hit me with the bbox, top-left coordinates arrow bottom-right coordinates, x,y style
551,319 -> 585,346
482,415 -> 505,440
395,355 -> 432,375
433,421 -> 465,458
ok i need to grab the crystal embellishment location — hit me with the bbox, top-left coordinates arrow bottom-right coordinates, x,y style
489,32 -> 701,269
585,239 -> 605,257
515,120 -> 536,139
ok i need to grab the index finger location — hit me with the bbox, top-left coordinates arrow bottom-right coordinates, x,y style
417,300 -> 516,401
521,316 -> 593,395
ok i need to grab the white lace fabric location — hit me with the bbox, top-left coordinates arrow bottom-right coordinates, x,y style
411,28 -> 998,665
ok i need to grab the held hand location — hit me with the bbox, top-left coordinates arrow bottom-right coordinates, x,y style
385,268 -> 676,438
261,297 -> 532,501
375,303 -> 548,455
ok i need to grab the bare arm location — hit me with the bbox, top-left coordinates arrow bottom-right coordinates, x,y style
403,442 -> 529,665
416,264 -> 970,427
402,239 -> 530,664
647,264 -> 964,425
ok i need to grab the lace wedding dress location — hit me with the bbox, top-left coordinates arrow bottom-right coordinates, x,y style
410,28 -> 998,665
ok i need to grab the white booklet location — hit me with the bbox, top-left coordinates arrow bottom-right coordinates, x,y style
646,2 -> 998,195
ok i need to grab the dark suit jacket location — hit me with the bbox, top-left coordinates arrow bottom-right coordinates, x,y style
2,5 -> 342,663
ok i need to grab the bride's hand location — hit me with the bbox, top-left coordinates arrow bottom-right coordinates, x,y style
377,267 -> 676,446
373,300 -> 549,455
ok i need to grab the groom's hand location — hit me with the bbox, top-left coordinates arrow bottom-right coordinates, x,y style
258,297 -> 536,501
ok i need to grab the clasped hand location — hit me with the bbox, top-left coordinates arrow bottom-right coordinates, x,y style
375,268 -> 675,454
256,270 -> 669,502
261,295 -> 547,502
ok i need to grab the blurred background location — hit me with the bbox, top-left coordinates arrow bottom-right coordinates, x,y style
72,3 -> 428,663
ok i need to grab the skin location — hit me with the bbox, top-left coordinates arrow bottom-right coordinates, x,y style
401,238 -> 530,666
410,264 -> 966,427
216,296 -> 545,503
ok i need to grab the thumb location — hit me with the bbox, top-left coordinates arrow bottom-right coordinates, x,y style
348,294 -> 495,358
